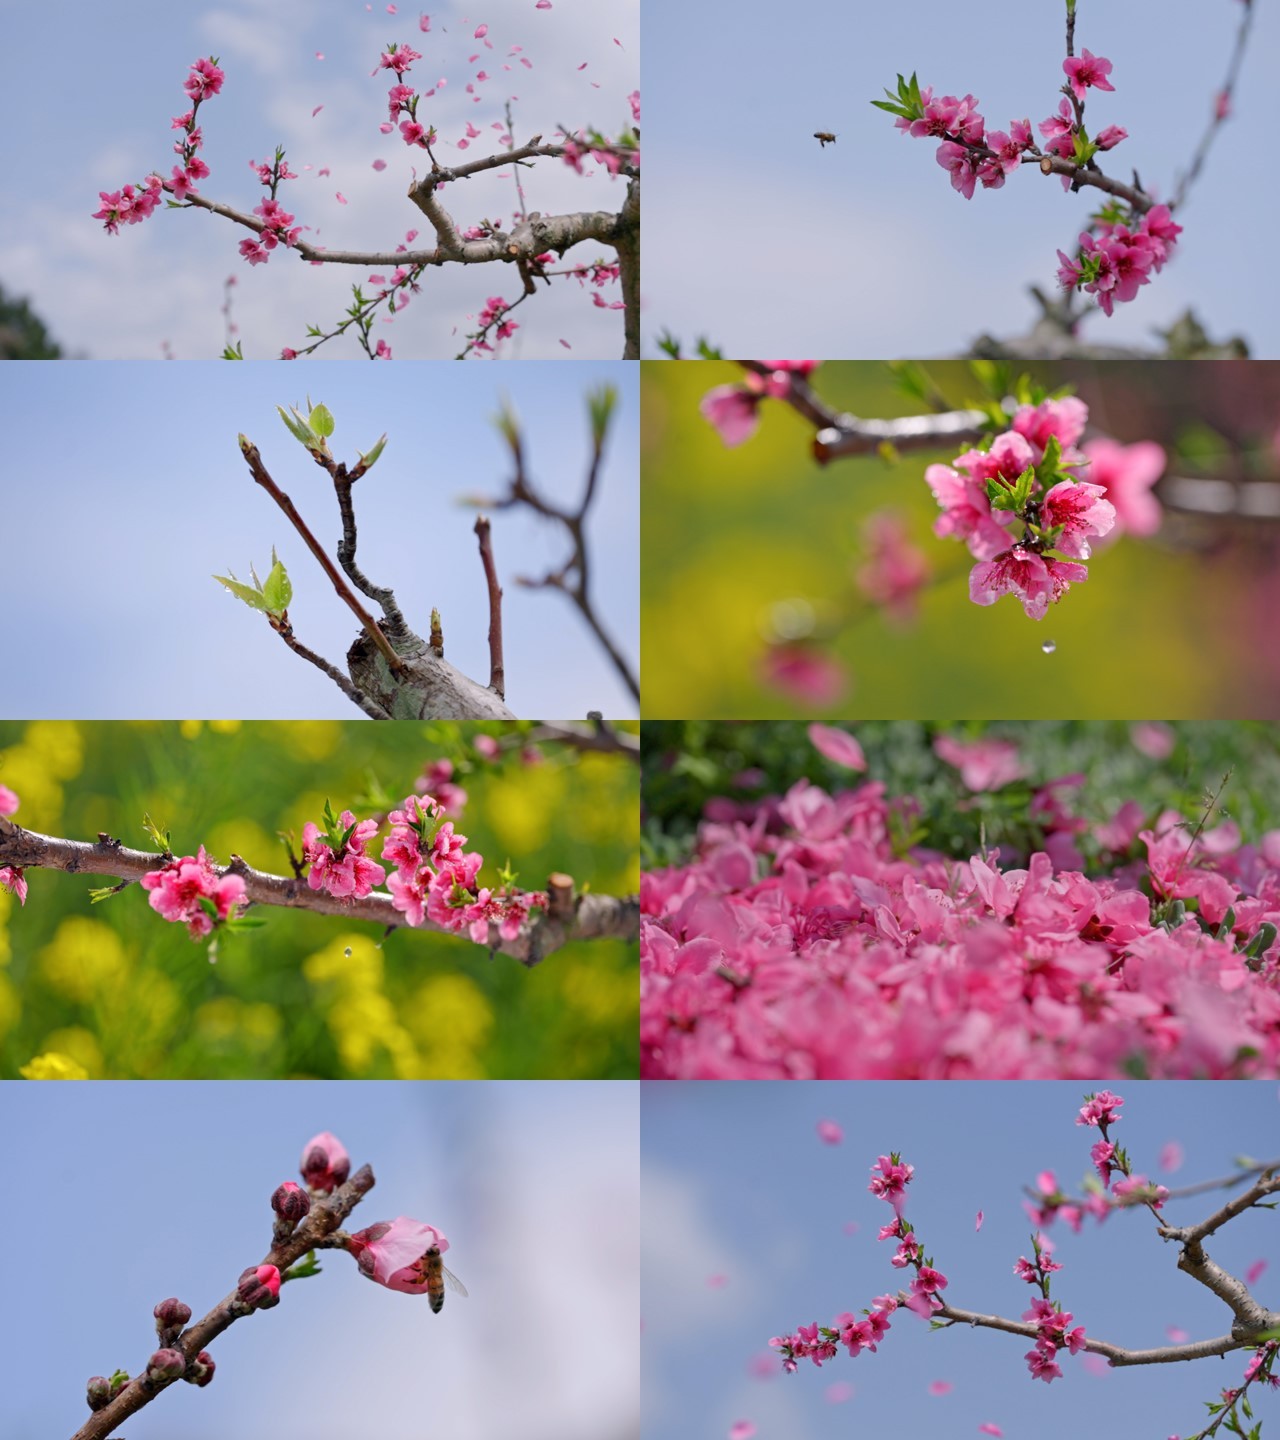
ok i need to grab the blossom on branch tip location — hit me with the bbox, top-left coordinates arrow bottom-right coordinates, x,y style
968,548 -> 1089,621
1063,49 -> 1115,103
184,57 -> 225,102
301,1130 -> 350,1194
348,1216 -> 449,1293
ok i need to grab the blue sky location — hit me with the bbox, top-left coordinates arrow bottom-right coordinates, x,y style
0,0 -> 637,360
2,1080 -> 638,1440
643,1082 -> 1279,1440
642,0 -> 1279,358
0,361 -> 638,718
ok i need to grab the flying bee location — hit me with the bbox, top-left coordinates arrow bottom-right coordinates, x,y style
813,131 -> 837,147
424,1245 -> 469,1314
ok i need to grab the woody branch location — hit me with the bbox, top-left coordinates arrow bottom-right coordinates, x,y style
0,817 -> 639,967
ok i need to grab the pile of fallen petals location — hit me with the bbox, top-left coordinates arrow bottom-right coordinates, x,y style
641,734 -> 1280,1079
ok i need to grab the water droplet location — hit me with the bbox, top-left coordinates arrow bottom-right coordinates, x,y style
343,946 -> 352,957
1042,640 -> 1057,655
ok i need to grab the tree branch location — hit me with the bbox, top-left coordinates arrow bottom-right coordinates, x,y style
914,1294 -> 1251,1369
474,516 -> 505,699
237,436 -> 408,677
70,1164 -> 376,1440
0,818 -> 638,966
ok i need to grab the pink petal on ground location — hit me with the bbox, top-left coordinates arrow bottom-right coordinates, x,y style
929,1380 -> 953,1396
808,723 -> 867,771
816,1119 -> 843,1145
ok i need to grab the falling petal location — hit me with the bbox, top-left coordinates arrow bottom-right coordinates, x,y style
1158,1141 -> 1184,1174
729,1425 -> 756,1440
474,22 -> 488,37
336,192 -> 348,204
1081,1354 -> 1109,1376
975,1210 -> 984,1232
315,51 -> 325,59
842,1221 -> 859,1236
978,1427 -> 1003,1437
928,1381 -> 952,1396
372,158 -> 387,170
825,1382 -> 854,1404
706,1274 -> 729,1289
1246,1259 -> 1268,1286
1166,1326 -> 1190,1343
559,338 -> 571,348
312,104 -> 325,116
816,1119 -> 843,1145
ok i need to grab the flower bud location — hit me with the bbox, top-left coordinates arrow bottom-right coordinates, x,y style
237,1263 -> 282,1309
108,1371 -> 130,1400
300,1131 -> 350,1195
153,1296 -> 192,1344
86,1376 -> 112,1411
272,1180 -> 311,1225
146,1349 -> 186,1385
184,1351 -> 216,1387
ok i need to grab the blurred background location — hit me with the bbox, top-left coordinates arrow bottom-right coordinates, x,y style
643,0 -> 1277,357
0,720 -> 639,1078
0,0 -> 638,360
2,1079 -> 638,1440
642,360 -> 1280,718
1,361 -> 639,719
643,1080 -> 1278,1440
641,719 -> 1280,868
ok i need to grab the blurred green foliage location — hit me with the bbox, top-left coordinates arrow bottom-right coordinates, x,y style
0,721 -> 638,1079
641,361 -> 1265,718
642,720 -> 1280,870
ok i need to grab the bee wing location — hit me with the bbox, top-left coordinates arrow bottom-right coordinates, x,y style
443,1265 -> 469,1299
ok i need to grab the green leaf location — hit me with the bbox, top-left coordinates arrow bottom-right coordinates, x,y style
213,572 -> 270,611
262,558 -> 292,615
221,340 -> 244,359
142,813 -> 172,852
871,99 -> 913,119
359,433 -> 389,470
277,405 -> 314,447
587,384 -> 618,449
655,330 -> 681,359
308,402 -> 335,438
88,885 -> 121,904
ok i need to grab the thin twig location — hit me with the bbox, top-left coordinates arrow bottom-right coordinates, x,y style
331,468 -> 412,640
236,436 -> 408,677
273,622 -> 389,719
504,100 -> 530,222
473,516 -> 505,698
1171,0 -> 1255,210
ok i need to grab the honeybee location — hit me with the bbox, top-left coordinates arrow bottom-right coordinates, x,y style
813,131 -> 837,147
424,1245 -> 469,1314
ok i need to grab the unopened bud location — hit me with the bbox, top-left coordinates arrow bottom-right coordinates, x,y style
300,1131 -> 350,1195
146,1349 -> 186,1385
272,1180 -> 311,1225
184,1350 -> 216,1387
86,1376 -> 112,1412
237,1263 -> 282,1309
153,1296 -> 192,1344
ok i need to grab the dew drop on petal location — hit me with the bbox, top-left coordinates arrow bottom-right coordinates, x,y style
344,947 -> 353,957
1042,640 -> 1056,654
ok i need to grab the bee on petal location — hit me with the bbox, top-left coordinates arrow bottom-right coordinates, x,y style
814,132 -> 837,148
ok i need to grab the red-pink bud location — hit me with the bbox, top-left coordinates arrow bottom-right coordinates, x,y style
86,1377 -> 112,1411
272,1180 -> 311,1224
146,1349 -> 186,1385
237,1263 -> 282,1309
153,1296 -> 192,1343
300,1131 -> 350,1195
184,1351 -> 216,1387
